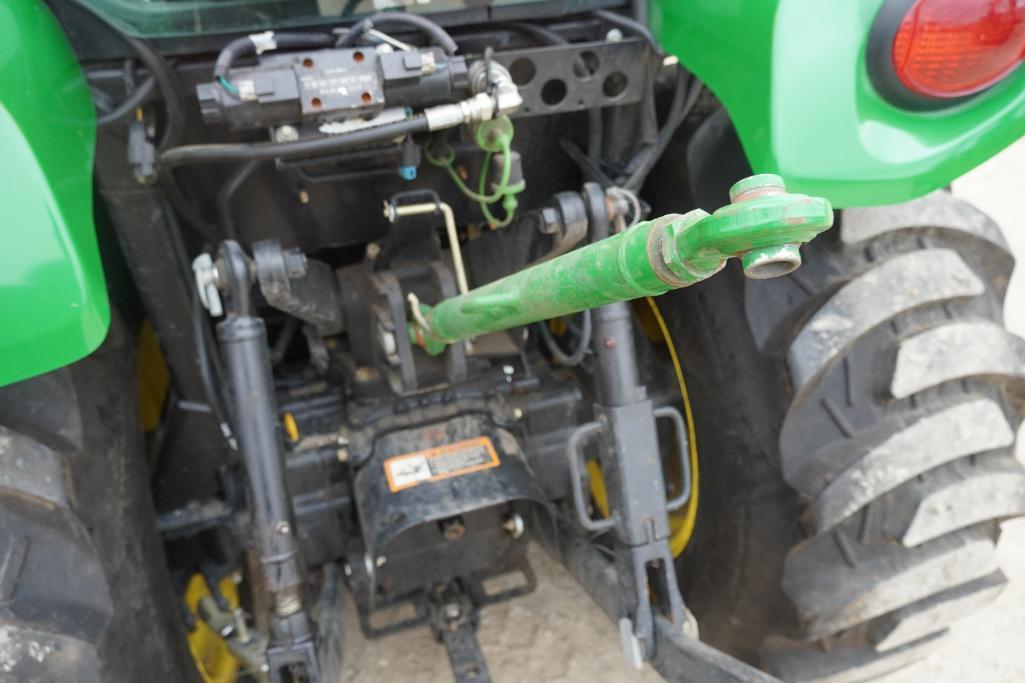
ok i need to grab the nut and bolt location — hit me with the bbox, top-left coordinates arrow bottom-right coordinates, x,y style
375,555 -> 387,568
274,125 -> 300,143
512,407 -> 524,420
606,28 -> 624,42
274,521 -> 292,535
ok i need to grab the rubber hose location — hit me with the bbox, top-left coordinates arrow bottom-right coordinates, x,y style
337,12 -> 458,54
217,161 -> 263,239
159,116 -> 429,168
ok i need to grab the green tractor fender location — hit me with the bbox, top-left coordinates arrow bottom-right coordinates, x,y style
651,0 -> 1025,208
0,0 -> 108,387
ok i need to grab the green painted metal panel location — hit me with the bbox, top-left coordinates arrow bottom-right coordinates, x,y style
0,1 -> 108,386
651,0 -> 1025,207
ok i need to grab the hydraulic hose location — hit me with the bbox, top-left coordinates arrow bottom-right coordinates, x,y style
159,116 -> 429,168
217,161 -> 264,239
336,12 -> 458,54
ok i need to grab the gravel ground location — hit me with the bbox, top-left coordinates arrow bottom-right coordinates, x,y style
340,141 -> 1025,683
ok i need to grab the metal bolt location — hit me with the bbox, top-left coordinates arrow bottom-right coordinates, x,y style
538,206 -> 561,234
503,513 -> 525,539
343,563 -> 352,577
502,364 -> 515,376
375,555 -> 387,568
606,28 -> 624,42
366,242 -> 382,259
603,337 -> 616,349
512,407 -> 524,420
336,447 -> 349,463
298,189 -> 311,204
275,521 -> 291,535
275,125 -> 300,143
443,602 -> 462,621
379,328 -> 397,357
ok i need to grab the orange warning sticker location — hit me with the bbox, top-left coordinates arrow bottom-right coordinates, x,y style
384,437 -> 500,493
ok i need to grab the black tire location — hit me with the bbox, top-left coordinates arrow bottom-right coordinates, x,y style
0,318 -> 200,682
666,191 -> 1025,682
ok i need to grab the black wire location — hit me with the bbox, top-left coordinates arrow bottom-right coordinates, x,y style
592,9 -> 663,56
623,70 -> 702,192
159,194 -> 237,448
71,1 -> 188,150
159,116 -> 429,168
216,161 -> 263,240
536,311 -> 592,367
122,34 -> 187,151
336,12 -> 459,54
97,76 -> 156,126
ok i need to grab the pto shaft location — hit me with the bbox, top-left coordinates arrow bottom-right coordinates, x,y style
411,175 -> 833,353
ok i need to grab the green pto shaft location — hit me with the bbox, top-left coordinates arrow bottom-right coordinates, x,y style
410,175 -> 833,354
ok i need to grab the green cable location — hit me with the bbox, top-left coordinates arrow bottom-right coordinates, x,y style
425,116 -> 525,228
425,144 -> 510,204
217,75 -> 239,95
477,141 -> 521,228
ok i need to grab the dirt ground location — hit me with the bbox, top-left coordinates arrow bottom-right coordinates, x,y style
340,141 -> 1025,682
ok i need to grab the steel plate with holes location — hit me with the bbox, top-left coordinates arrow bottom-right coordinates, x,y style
491,38 -> 650,117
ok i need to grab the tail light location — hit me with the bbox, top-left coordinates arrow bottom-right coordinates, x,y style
871,0 -> 1025,105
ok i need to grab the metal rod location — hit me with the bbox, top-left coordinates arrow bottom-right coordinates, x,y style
411,175 -> 832,352
390,201 -> 470,295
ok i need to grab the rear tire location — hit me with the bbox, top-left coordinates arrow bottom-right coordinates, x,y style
666,191 -> 1025,682
0,318 -> 199,682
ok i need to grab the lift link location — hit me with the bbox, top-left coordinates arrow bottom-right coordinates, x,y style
409,174 -> 833,353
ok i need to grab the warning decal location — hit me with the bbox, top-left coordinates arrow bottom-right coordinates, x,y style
384,437 -> 500,492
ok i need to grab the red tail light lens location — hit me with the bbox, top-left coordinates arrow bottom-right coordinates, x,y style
891,0 -> 1025,98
